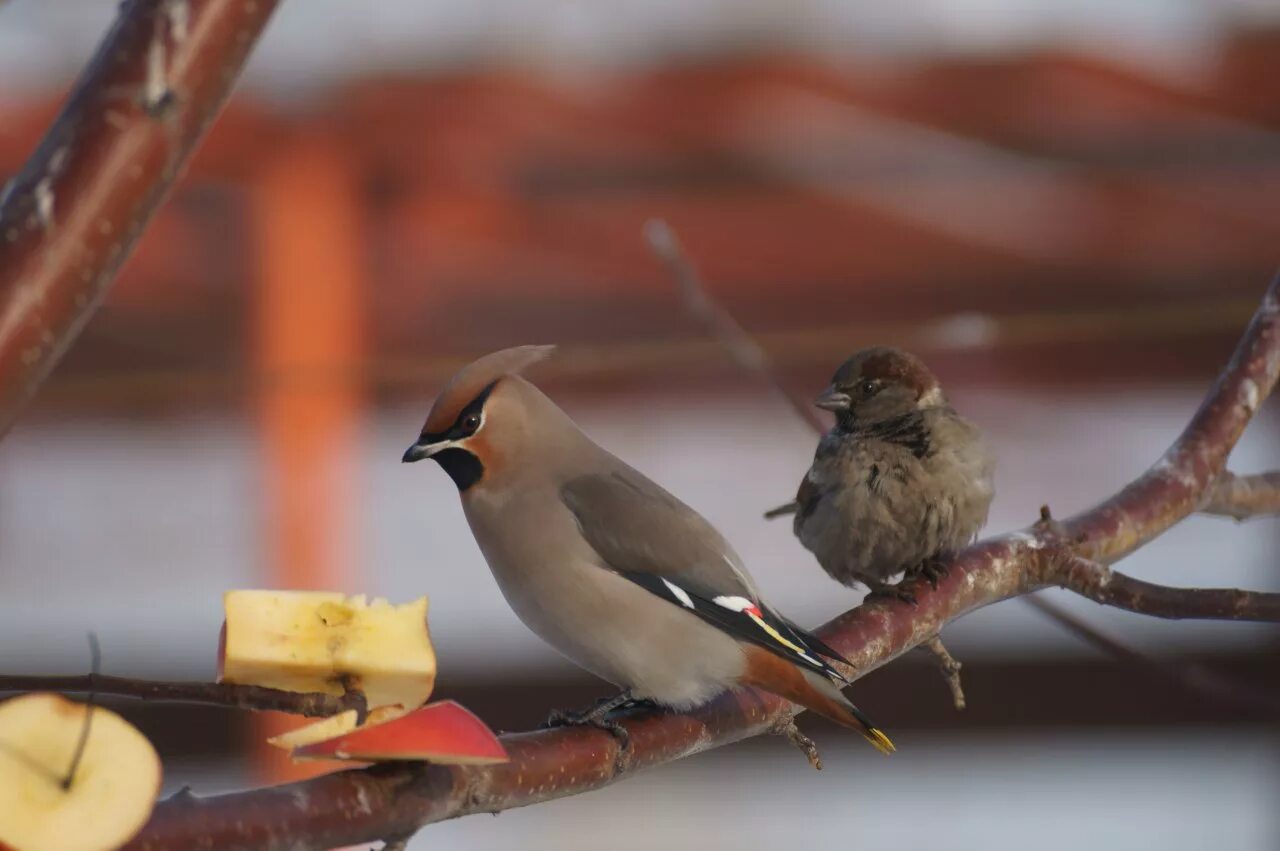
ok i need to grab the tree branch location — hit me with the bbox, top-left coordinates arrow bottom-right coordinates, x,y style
1045,555 -> 1280,622
122,273 -> 1280,849
1201,471 -> 1280,521
0,674 -> 365,718
644,220 -> 1280,704
1054,282 -> 1279,561
0,0 -> 280,437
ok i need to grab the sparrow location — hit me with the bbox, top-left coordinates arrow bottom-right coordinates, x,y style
402,345 -> 893,753
768,346 -> 994,600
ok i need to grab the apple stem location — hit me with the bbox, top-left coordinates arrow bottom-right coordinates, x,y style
61,632 -> 100,790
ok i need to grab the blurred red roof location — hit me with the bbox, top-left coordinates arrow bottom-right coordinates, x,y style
2,30 -> 1278,403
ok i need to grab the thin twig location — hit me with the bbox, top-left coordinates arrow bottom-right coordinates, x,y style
644,219 -> 829,434
1022,594 -> 1280,713
1047,554 -> 1280,621
919,636 -> 965,711
1201,471 -> 1280,521
0,673 -> 361,718
773,716 -> 823,770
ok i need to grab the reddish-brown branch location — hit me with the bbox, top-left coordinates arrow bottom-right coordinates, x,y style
1202,471 -> 1280,521
0,0 -> 280,436
121,274 -> 1280,849
1057,281 -> 1279,561
0,674 -> 364,718
1044,555 -> 1280,622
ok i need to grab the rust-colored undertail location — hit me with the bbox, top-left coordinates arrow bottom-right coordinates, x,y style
742,646 -> 895,755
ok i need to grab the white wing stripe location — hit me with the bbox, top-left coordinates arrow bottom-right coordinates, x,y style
662,578 -> 696,608
711,595 -> 755,612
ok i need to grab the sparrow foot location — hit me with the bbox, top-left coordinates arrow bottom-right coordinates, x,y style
914,557 -> 949,589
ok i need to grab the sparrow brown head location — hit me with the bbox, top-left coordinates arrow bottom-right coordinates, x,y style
815,346 -> 945,428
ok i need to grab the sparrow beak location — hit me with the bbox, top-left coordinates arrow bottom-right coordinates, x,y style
402,439 -> 440,463
814,385 -> 852,412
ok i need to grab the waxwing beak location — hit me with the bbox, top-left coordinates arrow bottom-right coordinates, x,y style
814,385 -> 852,412
402,439 -> 439,463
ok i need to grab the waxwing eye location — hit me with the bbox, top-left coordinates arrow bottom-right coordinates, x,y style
859,379 -> 878,396
461,413 -> 482,435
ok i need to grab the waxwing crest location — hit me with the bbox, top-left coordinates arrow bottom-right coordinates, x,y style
423,345 -> 555,435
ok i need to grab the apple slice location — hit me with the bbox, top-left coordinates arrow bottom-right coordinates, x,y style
291,701 -> 508,765
218,590 -> 435,711
0,693 -> 161,851
266,704 -> 406,751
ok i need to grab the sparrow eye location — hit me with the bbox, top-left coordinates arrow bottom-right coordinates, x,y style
859,379 -> 878,396
461,413 -> 482,435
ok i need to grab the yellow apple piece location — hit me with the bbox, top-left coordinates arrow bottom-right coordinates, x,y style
266,704 -> 406,751
218,590 -> 435,711
0,693 -> 161,851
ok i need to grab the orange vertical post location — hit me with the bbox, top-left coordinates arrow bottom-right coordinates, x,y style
250,132 -> 364,782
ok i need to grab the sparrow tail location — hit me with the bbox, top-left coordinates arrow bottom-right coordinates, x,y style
763,501 -> 799,520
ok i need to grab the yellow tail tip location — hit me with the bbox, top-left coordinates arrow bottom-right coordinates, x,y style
864,727 -> 896,755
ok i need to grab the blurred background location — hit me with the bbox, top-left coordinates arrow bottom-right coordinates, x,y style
1,1 -> 1279,848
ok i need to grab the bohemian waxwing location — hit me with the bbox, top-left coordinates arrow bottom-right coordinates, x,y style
402,345 -> 893,753
768,346 -> 995,600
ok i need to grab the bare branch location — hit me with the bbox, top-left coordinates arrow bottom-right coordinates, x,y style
0,673 -> 363,719
120,274 -> 1280,850
0,0 -> 280,437
1046,554 -> 1280,622
1201,471 -> 1280,521
1056,278 -> 1279,561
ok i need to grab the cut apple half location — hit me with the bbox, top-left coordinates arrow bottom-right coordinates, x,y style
0,693 -> 161,851
218,590 -> 435,711
291,701 -> 508,765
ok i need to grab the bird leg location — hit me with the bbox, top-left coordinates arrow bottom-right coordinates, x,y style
911,555 -> 950,589
545,690 -> 639,748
